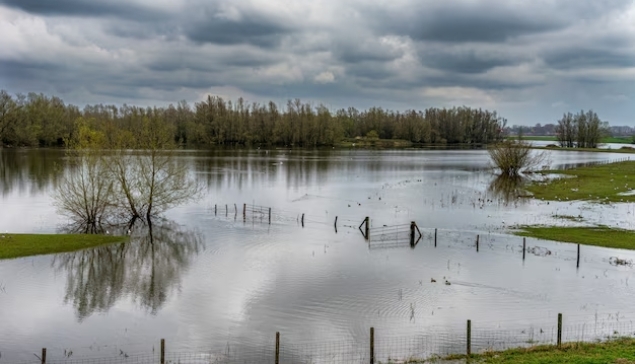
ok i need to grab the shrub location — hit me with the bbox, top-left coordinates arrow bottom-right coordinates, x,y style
488,140 -> 546,176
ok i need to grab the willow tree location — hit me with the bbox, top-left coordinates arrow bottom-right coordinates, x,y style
56,111 -> 202,228
54,118 -> 114,233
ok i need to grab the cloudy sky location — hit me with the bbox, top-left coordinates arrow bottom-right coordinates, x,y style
0,0 -> 634,125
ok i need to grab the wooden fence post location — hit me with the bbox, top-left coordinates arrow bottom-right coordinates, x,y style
410,222 -> 416,245
41,348 -> 46,364
243,203 -> 246,219
467,320 -> 472,356
275,331 -> 280,364
225,204 -> 228,216
476,235 -> 479,252
577,244 -> 580,268
365,217 -> 370,239
160,339 -> 165,364
269,208 -> 272,225
434,228 -> 437,247
523,237 -> 526,260
214,204 -> 217,215
557,313 -> 563,347
370,327 -> 375,364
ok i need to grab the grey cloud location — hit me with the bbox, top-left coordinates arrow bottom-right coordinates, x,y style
419,48 -> 520,74
184,5 -> 294,47
368,1 -> 632,44
331,39 -> 404,64
0,0 -> 164,20
371,4 -> 562,43
543,47 -> 635,70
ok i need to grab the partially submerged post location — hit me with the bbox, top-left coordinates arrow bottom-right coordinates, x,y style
557,313 -> 563,347
434,228 -> 437,247
476,235 -> 479,252
269,207 -> 272,225
370,327 -> 375,364
301,213 -> 305,227
214,204 -> 217,216
41,348 -> 46,364
410,221 -> 416,246
523,237 -> 526,260
467,320 -> 472,357
225,204 -> 228,216
577,244 -> 580,268
334,216 -> 338,232
275,331 -> 280,364
243,203 -> 246,220
160,339 -> 165,364
365,217 -> 369,239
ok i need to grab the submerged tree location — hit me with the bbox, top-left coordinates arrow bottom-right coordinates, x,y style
55,114 -> 202,228
54,118 -> 114,232
488,140 -> 547,176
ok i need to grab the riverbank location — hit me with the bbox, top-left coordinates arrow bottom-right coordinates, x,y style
426,338 -> 635,363
512,226 -> 635,251
0,233 -> 127,260
510,135 -> 634,144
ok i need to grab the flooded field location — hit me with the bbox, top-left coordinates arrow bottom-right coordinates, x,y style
1,148 -> 635,362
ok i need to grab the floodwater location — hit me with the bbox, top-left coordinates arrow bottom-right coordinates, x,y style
1,148 -> 635,363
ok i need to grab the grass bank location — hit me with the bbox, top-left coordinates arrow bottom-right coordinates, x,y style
425,338 -> 635,363
509,135 -> 634,144
0,233 -> 127,260
535,146 -> 635,154
513,226 -> 635,251
527,161 -> 635,202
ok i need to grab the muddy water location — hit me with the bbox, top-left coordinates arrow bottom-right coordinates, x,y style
1,148 -> 634,362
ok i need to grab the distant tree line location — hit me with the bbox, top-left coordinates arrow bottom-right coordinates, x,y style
0,90 -> 507,148
555,110 -> 607,148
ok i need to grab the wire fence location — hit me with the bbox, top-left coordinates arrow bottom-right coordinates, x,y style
10,316 -> 635,364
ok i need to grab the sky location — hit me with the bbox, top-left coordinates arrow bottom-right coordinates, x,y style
0,0 -> 634,126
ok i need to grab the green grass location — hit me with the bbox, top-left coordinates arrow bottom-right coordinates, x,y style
552,214 -> 584,222
420,338 -> 635,363
0,233 -> 127,260
536,146 -> 635,154
527,161 -> 635,202
509,135 -> 634,144
513,226 -> 635,250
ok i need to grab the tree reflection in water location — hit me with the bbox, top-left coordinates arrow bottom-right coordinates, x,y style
52,219 -> 202,321
488,173 -> 529,206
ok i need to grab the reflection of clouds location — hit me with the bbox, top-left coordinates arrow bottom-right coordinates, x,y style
53,220 -> 202,321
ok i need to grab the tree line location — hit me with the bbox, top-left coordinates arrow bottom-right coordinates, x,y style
0,90 -> 508,148
555,110 -> 607,148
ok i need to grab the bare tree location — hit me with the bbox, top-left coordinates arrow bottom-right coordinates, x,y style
488,140 -> 547,176
54,119 -> 114,232
556,113 -> 575,148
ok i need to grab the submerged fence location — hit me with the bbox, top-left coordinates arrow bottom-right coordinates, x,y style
11,313 -> 635,364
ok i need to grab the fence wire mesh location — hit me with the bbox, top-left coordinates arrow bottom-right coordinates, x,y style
9,318 -> 635,364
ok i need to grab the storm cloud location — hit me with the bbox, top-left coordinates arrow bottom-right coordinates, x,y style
0,0 -> 634,125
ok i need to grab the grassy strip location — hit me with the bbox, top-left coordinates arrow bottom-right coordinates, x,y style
423,338 -> 635,363
536,146 -> 635,154
527,161 -> 635,202
0,233 -> 127,260
513,226 -> 635,251
509,136 -> 634,144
